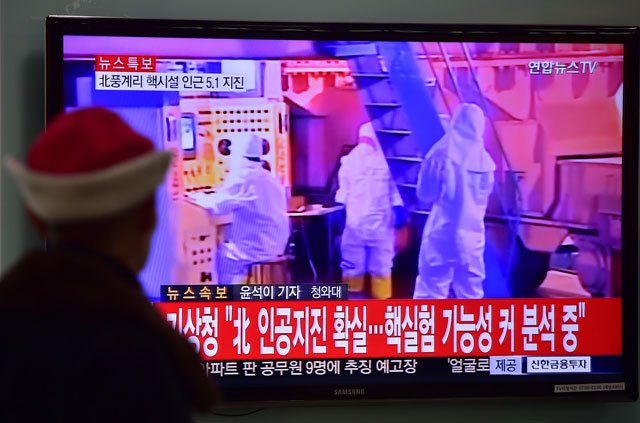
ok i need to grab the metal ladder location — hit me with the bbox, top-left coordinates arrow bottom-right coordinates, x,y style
333,42 -> 445,211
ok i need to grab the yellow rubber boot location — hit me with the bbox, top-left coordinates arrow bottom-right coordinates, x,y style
344,275 -> 365,293
371,275 -> 392,299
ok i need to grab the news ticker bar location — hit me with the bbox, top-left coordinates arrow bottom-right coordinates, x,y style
201,356 -> 620,379
155,299 -> 621,359
160,284 -> 347,302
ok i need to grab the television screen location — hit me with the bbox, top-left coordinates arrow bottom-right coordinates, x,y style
46,17 -> 639,406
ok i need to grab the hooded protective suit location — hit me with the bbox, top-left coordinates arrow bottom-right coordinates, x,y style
335,122 -> 404,299
413,103 -> 496,299
207,133 -> 290,285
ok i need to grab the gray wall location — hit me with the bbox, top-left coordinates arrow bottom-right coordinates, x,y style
1,0 -> 638,421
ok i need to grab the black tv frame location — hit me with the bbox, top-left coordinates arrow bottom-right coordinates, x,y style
45,16 -> 639,407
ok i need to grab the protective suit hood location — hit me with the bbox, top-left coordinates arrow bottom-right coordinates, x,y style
346,122 -> 387,168
242,134 -> 263,159
446,103 -> 495,173
451,103 -> 485,141
225,133 -> 267,186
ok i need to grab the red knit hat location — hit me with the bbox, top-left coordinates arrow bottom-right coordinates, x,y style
6,107 -> 172,222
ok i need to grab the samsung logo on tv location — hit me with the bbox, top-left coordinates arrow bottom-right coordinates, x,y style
334,388 -> 366,396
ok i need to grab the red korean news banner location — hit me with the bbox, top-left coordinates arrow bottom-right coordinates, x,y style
155,299 -> 621,360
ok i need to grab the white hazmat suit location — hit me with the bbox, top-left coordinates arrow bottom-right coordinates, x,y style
413,103 -> 496,299
207,133 -> 290,285
335,122 -> 403,299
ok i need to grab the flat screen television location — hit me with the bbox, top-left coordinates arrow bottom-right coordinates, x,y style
46,16 -> 639,407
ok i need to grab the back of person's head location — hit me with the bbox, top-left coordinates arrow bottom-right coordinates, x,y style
6,107 -> 172,272
357,121 -> 381,149
241,133 -> 264,160
451,103 -> 486,142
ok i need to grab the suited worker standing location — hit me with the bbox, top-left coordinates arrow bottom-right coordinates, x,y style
0,108 -> 217,422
